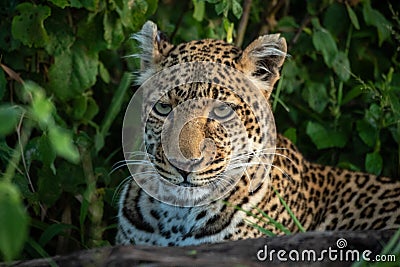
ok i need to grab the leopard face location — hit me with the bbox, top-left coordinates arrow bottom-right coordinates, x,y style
117,21 -> 400,246
122,21 -> 285,207
144,85 -> 245,186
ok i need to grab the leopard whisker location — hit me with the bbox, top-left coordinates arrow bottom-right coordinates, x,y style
111,160 -> 155,174
210,174 -> 237,194
124,150 -> 154,158
229,149 -> 296,167
268,164 -> 294,182
112,175 -> 133,205
139,172 -> 165,188
228,157 -> 293,182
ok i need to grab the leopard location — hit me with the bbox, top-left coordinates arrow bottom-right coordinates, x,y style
116,21 -> 400,246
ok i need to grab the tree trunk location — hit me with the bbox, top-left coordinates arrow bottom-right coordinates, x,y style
8,230 -> 398,267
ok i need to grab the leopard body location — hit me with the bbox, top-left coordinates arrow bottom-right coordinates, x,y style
116,21 -> 400,246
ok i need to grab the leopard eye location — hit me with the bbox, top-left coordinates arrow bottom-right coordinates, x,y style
212,104 -> 234,120
154,102 -> 172,116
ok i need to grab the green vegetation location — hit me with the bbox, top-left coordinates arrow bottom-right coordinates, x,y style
0,0 -> 399,262
352,228 -> 400,267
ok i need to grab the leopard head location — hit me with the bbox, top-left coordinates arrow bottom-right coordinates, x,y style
123,21 -> 287,206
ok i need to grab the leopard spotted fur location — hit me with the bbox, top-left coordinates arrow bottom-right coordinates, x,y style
116,21 -> 400,246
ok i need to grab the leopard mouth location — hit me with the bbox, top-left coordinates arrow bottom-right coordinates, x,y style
178,181 -> 196,187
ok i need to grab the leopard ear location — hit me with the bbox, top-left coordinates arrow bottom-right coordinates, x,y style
237,34 -> 287,99
133,21 -> 174,83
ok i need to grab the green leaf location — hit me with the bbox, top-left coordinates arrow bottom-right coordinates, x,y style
103,12 -> 124,49
49,127 -> 80,163
281,60 -> 307,94
99,72 -> 131,150
346,3 -> 360,30
25,135 -> 57,171
44,12 -> 75,56
58,162 -> 85,193
0,105 -> 19,136
99,61 -> 110,84
94,131 -> 105,153
277,16 -> 299,29
356,119 -> 377,148
11,3 -> 51,48
365,103 -> 381,128
31,92 -> 54,126
26,239 -> 52,262
223,18 -> 234,43
306,0 -> 318,16
0,182 -> 29,262
47,44 -> 99,101
76,15 -> 107,53
215,1 -> 228,16
38,168 -> 62,206
146,0 -> 158,15
71,96 -> 99,123
193,0 -> 205,22
232,0 -> 243,19
302,82 -> 329,113
115,0 -> 148,30
70,0 -> 83,8
389,90 -> 400,117
24,81 -> 55,126
70,0 -> 100,12
362,0 -> 391,46
323,3 -> 348,37
365,152 -> 382,175
13,173 -> 37,206
311,18 -> 338,67
342,86 -> 362,105
47,0 -> 70,8
332,51 -> 350,81
306,121 -> 347,149
39,223 -> 78,247
71,96 -> 87,120
83,97 -> 99,123
283,127 -> 297,144
38,135 -> 56,167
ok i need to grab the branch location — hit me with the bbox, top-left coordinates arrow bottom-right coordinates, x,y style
235,0 -> 252,47
10,230 -> 398,267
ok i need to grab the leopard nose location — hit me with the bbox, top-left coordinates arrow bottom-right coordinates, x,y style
176,168 -> 190,180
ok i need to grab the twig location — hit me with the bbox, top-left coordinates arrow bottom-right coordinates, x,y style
258,0 -> 287,35
78,140 -> 104,247
235,0 -> 252,47
289,15 -> 311,49
2,110 -> 35,188
1,63 -> 24,84
16,111 -> 35,193
170,0 -> 190,40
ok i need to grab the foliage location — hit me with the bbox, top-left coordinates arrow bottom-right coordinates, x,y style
0,0 -> 399,261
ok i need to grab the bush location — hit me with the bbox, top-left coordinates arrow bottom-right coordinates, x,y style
0,0 -> 399,261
